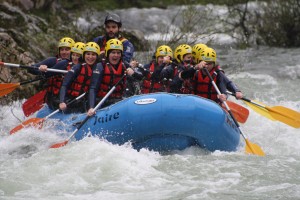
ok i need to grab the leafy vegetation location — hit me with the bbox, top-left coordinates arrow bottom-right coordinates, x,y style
58,0 -> 266,11
257,0 -> 300,47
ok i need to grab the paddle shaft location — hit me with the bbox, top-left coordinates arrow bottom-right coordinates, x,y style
0,62 -> 67,74
67,74 -> 125,140
205,71 -> 240,128
18,77 -> 45,85
51,74 -> 127,148
47,92 -> 87,119
204,68 -> 264,156
227,91 -> 264,108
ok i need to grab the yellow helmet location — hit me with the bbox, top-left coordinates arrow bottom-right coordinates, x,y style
71,42 -> 85,55
105,39 -> 123,57
58,37 -> 75,48
155,45 -> 173,61
200,47 -> 217,63
84,42 -> 100,56
192,43 -> 207,63
174,44 -> 192,63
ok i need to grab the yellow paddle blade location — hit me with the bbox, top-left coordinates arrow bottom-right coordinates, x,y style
267,106 -> 300,128
244,139 -> 265,156
10,118 -> 44,135
0,83 -> 20,97
244,100 -> 276,121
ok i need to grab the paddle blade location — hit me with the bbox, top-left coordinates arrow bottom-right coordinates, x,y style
226,101 -> 249,123
268,106 -> 300,128
244,139 -> 265,156
50,141 -> 68,148
22,90 -> 46,117
10,118 -> 44,135
244,100 -> 276,121
0,83 -> 20,97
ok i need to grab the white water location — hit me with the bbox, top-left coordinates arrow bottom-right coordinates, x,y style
1,47 -> 300,199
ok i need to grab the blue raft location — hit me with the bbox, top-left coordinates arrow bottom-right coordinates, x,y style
37,93 -> 241,152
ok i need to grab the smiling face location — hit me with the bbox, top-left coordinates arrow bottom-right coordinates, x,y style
59,47 -> 71,59
108,50 -> 122,65
84,52 -> 97,65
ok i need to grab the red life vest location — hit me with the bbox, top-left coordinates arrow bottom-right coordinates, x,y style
68,63 -> 93,97
47,60 -> 72,95
194,68 -> 218,101
97,62 -> 126,98
141,62 -> 164,94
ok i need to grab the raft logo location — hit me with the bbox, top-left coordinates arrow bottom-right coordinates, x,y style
134,98 -> 156,105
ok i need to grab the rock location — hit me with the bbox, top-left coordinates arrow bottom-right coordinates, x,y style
19,0 -> 34,10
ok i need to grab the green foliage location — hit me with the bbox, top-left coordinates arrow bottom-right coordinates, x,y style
58,0 -> 257,11
257,0 -> 300,47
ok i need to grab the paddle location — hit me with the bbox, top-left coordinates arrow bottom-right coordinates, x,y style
227,91 -> 300,128
224,101 -> 249,123
0,62 -> 68,74
204,68 -> 265,156
22,89 -> 47,117
10,93 -> 86,135
0,77 -> 45,97
50,74 -> 127,148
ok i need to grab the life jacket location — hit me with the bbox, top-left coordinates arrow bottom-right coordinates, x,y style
179,63 -> 194,94
215,65 -> 224,73
99,36 -> 128,51
180,79 -> 194,94
141,62 -> 164,94
97,62 -> 126,98
194,68 -> 219,101
161,63 -> 178,93
68,63 -> 93,97
46,59 -> 72,96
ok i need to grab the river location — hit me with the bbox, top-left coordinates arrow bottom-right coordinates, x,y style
1,5 -> 300,200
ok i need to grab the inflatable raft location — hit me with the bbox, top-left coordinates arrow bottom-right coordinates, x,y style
37,93 -> 241,152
